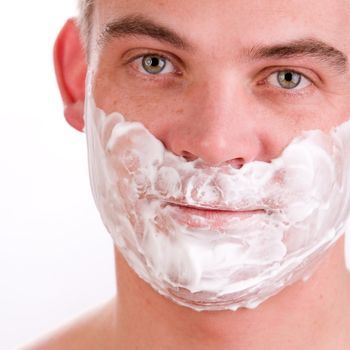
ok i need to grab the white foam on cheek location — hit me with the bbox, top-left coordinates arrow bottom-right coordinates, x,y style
85,80 -> 350,311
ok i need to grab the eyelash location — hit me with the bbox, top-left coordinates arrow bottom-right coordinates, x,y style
127,53 -> 313,93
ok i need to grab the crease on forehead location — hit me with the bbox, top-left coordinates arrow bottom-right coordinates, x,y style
93,10 -> 349,76
86,0 -> 350,73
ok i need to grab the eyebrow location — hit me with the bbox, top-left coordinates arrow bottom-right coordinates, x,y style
100,14 -> 348,73
247,38 -> 348,73
100,14 -> 193,51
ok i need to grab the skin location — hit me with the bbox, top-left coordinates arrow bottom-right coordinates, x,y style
26,0 -> 350,349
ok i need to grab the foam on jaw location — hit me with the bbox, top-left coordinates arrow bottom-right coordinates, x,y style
85,81 -> 350,311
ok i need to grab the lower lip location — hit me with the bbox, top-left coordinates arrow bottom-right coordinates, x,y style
168,204 -> 264,229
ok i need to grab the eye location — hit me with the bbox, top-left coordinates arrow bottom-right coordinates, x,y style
134,54 -> 176,75
267,70 -> 311,90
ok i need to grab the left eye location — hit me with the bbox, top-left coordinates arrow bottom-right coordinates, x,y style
267,70 -> 311,90
134,54 -> 176,75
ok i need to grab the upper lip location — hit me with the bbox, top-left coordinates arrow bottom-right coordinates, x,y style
145,194 -> 269,212
165,201 -> 264,213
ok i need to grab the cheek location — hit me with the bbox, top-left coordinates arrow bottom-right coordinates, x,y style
92,58 -> 350,166
297,106 -> 350,134
254,79 -> 350,134
246,99 -> 348,161
94,82 -> 187,140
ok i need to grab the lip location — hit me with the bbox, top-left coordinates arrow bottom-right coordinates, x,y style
167,203 -> 264,229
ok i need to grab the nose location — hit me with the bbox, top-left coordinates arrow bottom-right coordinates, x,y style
164,76 -> 264,167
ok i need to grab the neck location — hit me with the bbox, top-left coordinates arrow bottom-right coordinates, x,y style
112,237 -> 350,350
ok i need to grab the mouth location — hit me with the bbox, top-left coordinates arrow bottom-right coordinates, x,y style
166,202 -> 265,229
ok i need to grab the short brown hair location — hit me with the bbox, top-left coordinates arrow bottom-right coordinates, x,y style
77,0 -> 94,51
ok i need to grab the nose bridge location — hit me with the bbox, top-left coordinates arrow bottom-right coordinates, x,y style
167,73 -> 263,166
197,74 -> 246,134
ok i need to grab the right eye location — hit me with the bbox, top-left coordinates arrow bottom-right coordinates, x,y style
132,54 -> 177,75
267,70 -> 312,90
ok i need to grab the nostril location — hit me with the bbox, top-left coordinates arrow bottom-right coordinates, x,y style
181,151 -> 198,162
227,157 -> 245,169
180,152 -> 246,169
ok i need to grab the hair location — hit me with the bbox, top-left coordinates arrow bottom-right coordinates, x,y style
77,0 -> 94,51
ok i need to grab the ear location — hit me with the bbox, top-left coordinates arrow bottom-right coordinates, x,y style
54,18 -> 87,132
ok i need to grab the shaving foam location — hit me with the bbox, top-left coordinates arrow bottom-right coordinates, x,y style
84,77 -> 350,311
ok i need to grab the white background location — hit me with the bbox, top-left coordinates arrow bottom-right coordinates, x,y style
0,2 -> 350,350
0,2 -> 115,349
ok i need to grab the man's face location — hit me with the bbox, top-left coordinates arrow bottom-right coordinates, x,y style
90,0 -> 350,166
80,0 -> 350,310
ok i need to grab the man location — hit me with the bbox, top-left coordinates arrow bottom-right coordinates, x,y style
27,0 -> 350,349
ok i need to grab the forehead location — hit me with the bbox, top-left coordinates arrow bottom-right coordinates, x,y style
93,0 -> 350,58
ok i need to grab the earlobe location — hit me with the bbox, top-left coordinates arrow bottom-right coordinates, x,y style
54,18 -> 87,132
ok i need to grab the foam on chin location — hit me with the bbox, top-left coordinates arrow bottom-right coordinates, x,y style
85,76 -> 350,311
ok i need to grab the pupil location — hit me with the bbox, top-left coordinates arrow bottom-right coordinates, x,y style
151,57 -> 159,66
285,72 -> 293,82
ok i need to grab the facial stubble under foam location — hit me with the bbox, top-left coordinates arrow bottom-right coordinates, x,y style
85,83 -> 350,312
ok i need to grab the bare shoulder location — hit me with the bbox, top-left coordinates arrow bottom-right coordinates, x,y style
22,298 -> 117,350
